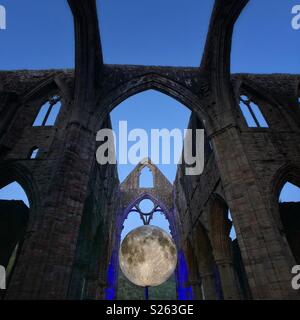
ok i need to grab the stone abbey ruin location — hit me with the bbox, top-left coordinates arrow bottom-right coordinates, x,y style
0,0 -> 300,300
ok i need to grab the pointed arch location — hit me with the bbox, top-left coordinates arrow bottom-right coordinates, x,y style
192,219 -> 217,300
237,81 -> 296,130
208,193 -> 243,300
0,161 -> 40,294
8,75 -> 71,131
96,73 -> 211,132
271,164 -> 300,265
139,166 -> 154,188
0,161 -> 41,223
272,164 -> 300,200
122,192 -> 172,226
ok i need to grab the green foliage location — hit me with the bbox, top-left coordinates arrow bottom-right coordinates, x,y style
116,269 -> 177,300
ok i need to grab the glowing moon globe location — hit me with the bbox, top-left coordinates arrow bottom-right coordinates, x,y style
119,225 -> 178,287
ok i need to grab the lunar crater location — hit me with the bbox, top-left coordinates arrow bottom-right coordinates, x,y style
119,225 -> 178,287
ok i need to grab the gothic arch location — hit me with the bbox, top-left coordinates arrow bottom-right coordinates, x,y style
272,164 -> 300,200
129,161 -> 157,189
9,77 -> 70,131
22,77 -> 65,103
208,193 -> 241,300
138,165 -> 154,188
184,236 -> 202,299
0,161 -> 40,295
237,81 -> 297,130
239,82 -> 279,109
95,73 -> 211,131
110,192 -> 180,300
270,164 -> 300,265
192,219 -> 217,300
121,192 -> 176,237
0,161 -> 40,224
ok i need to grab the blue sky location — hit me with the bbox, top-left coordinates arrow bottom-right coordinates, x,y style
231,0 -> 300,74
0,0 -> 74,70
110,90 -> 190,183
97,0 -> 213,66
0,1 -> 299,236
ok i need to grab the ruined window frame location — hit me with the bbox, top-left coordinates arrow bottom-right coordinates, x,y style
239,95 -> 269,128
28,147 -> 39,159
32,95 -> 62,127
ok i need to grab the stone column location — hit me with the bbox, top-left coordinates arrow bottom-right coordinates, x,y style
214,258 -> 240,300
189,279 -> 203,300
210,197 -> 240,300
200,270 -> 217,300
211,127 -> 300,299
5,118 -> 98,300
193,220 -> 217,300
5,0 -> 103,299
184,239 -> 202,300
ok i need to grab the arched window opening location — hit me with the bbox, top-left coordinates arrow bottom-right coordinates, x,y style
28,147 -> 39,159
121,199 -> 170,240
108,89 -> 194,300
239,96 -> 269,128
110,90 -> 191,183
151,211 -> 171,234
228,210 -> 237,241
0,182 -> 29,207
0,182 -> 29,290
32,96 -> 61,127
118,200 -> 175,300
278,181 -> 300,264
121,211 -> 143,241
138,198 -> 154,213
210,197 -> 251,300
139,167 -> 154,188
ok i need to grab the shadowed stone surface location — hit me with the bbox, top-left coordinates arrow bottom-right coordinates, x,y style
0,0 -> 299,300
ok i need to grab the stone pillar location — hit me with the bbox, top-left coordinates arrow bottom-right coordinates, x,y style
193,220 -> 217,300
200,271 -> 217,300
5,119 -> 97,300
211,126 -> 300,299
210,197 -> 240,300
214,258 -> 240,300
5,0 -> 105,300
189,280 -> 203,300
184,239 -> 202,300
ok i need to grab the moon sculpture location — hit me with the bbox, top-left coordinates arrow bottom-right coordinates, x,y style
119,225 -> 178,287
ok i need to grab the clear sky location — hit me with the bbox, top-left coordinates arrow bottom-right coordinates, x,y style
0,1 -> 299,236
0,0 -> 74,70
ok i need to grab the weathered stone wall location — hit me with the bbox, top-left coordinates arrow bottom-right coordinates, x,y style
0,0 -> 299,300
120,158 -> 173,211
174,74 -> 300,300
0,68 -> 299,300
